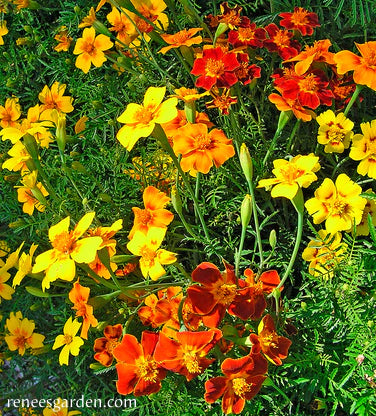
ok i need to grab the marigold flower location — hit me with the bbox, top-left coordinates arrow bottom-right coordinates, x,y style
268,91 -> 314,122
16,171 -> 49,215
0,258 -> 15,302
113,331 -> 166,396
357,189 -> 376,236
43,397 -> 81,416
215,2 -> 244,29
54,26 -> 73,52
73,27 -> 113,74
191,47 -> 240,90
334,41 -> 376,90
78,7 -> 96,28
204,353 -> 268,414
32,212 -> 103,290
206,88 -> 238,115
0,20 -> 8,45
257,154 -> 320,200
305,173 -> 367,234
12,243 -> 38,287
38,82 -> 74,121
228,18 -> 266,48
129,186 -> 173,240
127,227 -> 176,280
330,74 -> 358,109
302,230 -> 347,277
2,140 -> 31,172
234,53 -> 261,86
117,86 -> 178,151
279,7 -> 320,36
94,324 -> 123,367
159,28 -> 203,54
107,6 -> 136,45
349,119 -> 376,179
249,314 -> 292,365
69,281 -> 98,339
53,317 -> 84,365
263,23 -> 300,60
316,109 -> 354,153
172,87 -> 209,103
0,97 -> 21,128
154,328 -> 222,381
173,122 -> 235,175
5,311 -> 45,356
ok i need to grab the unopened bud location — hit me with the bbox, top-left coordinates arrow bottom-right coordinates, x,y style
241,194 -> 252,228
269,229 -> 277,250
55,113 -> 67,152
239,143 -> 253,183
171,186 -> 183,215
23,133 -> 39,161
92,20 -> 112,38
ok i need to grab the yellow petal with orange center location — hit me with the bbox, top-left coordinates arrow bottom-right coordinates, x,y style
143,86 -> 166,109
70,236 -> 102,263
73,212 -> 96,239
152,97 -> 178,124
0,283 -> 15,300
75,53 -> 92,74
49,216 -> 70,242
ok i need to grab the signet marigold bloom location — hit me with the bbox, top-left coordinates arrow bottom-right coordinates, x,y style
94,324 -> 123,367
206,88 -> 238,116
228,18 -> 266,48
32,212 -> 103,291
53,317 -> 84,366
16,171 -> 49,215
257,154 -> 320,200
78,6 -> 96,28
214,2 -> 244,29
38,82 -> 74,120
113,331 -> 166,396
334,41 -> 376,90
356,189 -> 376,236
107,6 -> 136,45
54,26 -> 73,52
305,173 -> 367,234
0,20 -> 8,45
316,110 -> 354,153
263,23 -> 300,60
268,91 -> 314,122
0,97 -> 21,128
117,86 -> 178,151
279,7 -> 320,36
302,230 -> 347,277
154,328 -> 222,381
73,27 -> 113,74
127,227 -> 177,281
349,119 -> 376,179
249,314 -> 292,366
191,47 -> 240,91
159,28 -> 203,54
129,186 -> 174,240
43,397 -> 81,416
5,311 -> 45,356
12,243 -> 38,287
69,281 -> 98,339
172,122 -> 235,176
233,54 -> 262,86
204,353 -> 268,414
2,140 -> 31,173
0,258 -> 15,302
172,87 -> 210,104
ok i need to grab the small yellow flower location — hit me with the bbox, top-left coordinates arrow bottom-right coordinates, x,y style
316,109 -> 354,153
38,82 -> 74,120
116,86 -> 178,151
0,243 -> 24,302
13,243 -> 38,287
16,171 -> 49,215
127,227 -> 176,280
0,20 -> 8,45
43,397 -> 81,416
257,154 -> 320,199
52,317 -> 84,365
0,97 -> 21,128
2,140 -> 31,173
305,173 -> 367,234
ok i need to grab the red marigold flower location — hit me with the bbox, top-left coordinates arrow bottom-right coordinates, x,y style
93,324 -> 123,367
191,47 -> 240,90
263,23 -> 300,60
279,7 -> 320,36
182,297 -> 203,331
154,328 -> 222,381
186,261 -> 237,328
215,2 -> 244,29
204,353 -> 268,414
233,53 -> 261,86
228,17 -> 266,48
249,314 -> 292,366
329,73 -> 359,109
113,331 -> 166,396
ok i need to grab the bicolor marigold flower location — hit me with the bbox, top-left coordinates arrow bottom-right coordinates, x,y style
268,91 -> 314,122
54,26 -> 73,52
228,18 -> 266,48
263,23 -> 300,60
53,317 -> 84,365
38,82 -> 74,120
233,53 -> 261,86
94,324 -> 123,367
279,7 -> 320,36
159,28 -> 203,54
214,2 -> 244,29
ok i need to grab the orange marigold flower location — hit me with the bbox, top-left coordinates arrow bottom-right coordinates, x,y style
69,281 -> 98,339
249,314 -> 292,365
268,91 -> 314,122
78,7 -> 96,28
334,41 -> 376,90
154,328 -> 222,381
0,97 -> 21,128
206,88 -> 237,115
263,23 -> 300,60
129,186 -> 174,240
54,26 -> 73,52
73,27 -> 113,74
38,82 -> 74,120
159,28 -> 203,54
204,353 -> 268,414
172,87 -> 209,103
279,7 -> 320,36
94,324 -> 123,367
191,47 -> 240,91
107,6 -> 136,45
113,331 -> 166,396
173,122 -> 235,175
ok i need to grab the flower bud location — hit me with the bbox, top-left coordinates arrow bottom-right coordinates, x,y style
92,21 -> 112,38
55,113 -> 67,152
239,143 -> 253,183
171,186 -> 183,215
269,229 -> 277,250
23,133 -> 39,161
241,194 -> 252,229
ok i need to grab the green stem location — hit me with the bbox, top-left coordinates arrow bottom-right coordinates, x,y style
343,84 -> 364,116
247,179 -> 264,267
285,119 -> 301,153
235,221 -> 247,277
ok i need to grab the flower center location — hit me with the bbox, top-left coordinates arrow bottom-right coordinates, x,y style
332,199 -> 349,215
14,335 -> 27,348
106,339 -> 120,355
195,134 -> 213,150
326,126 -> 345,143
175,30 -> 190,43
261,332 -> 277,348
298,74 -> 318,92
273,30 -> 291,48
137,209 -> 153,225
205,59 -> 225,78
135,106 -> 154,125
183,351 -> 201,374
232,377 -> 252,398
362,49 -> 376,67
137,358 -> 159,382
279,164 -> 305,184
52,231 -> 75,255
238,27 -> 256,42
83,40 -> 96,55
139,246 -> 157,264
214,283 -> 237,305
64,334 -> 73,345
290,9 -> 309,25
135,15 -> 155,34
220,12 -> 241,27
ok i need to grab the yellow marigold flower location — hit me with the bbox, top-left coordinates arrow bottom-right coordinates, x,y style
356,188 -> 376,236
78,6 -> 96,28
2,140 -> 31,172
0,20 -> 8,45
0,258 -> 15,302
172,87 -> 209,103
316,109 -> 354,153
257,154 -> 320,200
127,227 -> 176,280
52,317 -> 84,365
13,243 -> 38,287
5,311 -> 45,356
73,27 -> 113,74
0,97 -> 21,128
159,28 -> 203,54
302,230 -> 347,278
54,26 -> 73,52
43,398 -> 81,416
16,171 -> 49,215
38,82 -> 74,121
32,212 -> 103,291
349,119 -> 376,179
305,173 -> 367,234
107,6 -> 136,45
117,86 -> 178,151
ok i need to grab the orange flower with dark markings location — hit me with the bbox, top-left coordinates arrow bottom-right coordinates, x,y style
204,353 -> 268,414
268,91 -> 314,122
173,123 -> 235,175
94,324 -> 123,367
214,2 -> 244,29
334,41 -> 376,90
234,53 -> 261,86
279,7 -> 320,36
159,28 -> 203,54
128,186 -> 174,240
264,23 -> 300,60
113,331 -> 166,396
191,47 -> 240,90
249,314 -> 292,366
228,18 -> 266,48
154,329 -> 222,381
